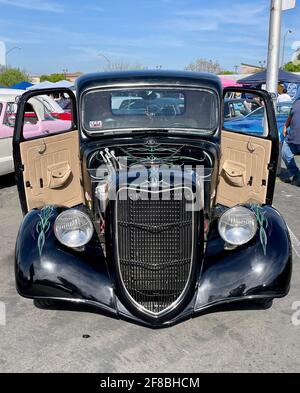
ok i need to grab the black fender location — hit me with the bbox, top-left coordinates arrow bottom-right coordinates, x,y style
15,207 -> 117,316
195,205 -> 292,311
15,205 -> 292,327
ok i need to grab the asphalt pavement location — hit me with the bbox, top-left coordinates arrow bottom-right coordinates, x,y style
0,163 -> 299,373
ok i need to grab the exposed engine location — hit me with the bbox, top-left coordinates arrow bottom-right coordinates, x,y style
85,139 -> 215,239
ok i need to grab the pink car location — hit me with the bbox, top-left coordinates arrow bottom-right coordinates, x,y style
0,93 -> 72,176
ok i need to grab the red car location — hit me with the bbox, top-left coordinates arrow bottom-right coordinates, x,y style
50,111 -> 72,120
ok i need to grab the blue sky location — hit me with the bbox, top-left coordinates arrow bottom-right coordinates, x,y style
0,0 -> 299,75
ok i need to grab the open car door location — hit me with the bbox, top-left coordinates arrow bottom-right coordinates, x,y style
13,88 -> 84,214
217,87 -> 279,207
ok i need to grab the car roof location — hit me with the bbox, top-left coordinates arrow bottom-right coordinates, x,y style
0,94 -> 21,103
0,89 -> 26,103
0,92 -> 62,107
0,88 -> 25,95
76,70 -> 223,94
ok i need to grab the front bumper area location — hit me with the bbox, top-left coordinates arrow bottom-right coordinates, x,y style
15,206 -> 292,328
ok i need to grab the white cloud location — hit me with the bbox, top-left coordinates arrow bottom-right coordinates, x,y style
68,34 -> 185,58
0,0 -> 63,13
172,3 -> 268,30
177,3 -> 266,21
225,35 -> 267,48
25,24 -> 186,50
164,20 -> 218,32
0,35 -> 43,44
96,35 -> 185,49
84,5 -> 103,12
69,46 -> 129,61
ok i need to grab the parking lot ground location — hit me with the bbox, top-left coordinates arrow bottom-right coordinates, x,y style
0,166 -> 300,373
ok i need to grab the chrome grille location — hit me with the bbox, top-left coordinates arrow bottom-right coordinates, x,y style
116,188 -> 194,315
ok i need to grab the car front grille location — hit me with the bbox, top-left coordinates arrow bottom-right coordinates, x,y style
116,187 -> 194,315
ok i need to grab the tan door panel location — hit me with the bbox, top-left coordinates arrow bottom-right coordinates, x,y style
217,130 -> 272,207
20,130 -> 84,210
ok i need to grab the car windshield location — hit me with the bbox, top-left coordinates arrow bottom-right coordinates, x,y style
82,88 -> 218,134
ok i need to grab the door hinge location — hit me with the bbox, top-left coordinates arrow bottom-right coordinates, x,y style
18,164 -> 25,172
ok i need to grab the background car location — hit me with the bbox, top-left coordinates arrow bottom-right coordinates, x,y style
0,89 -> 72,121
225,101 -> 292,142
0,92 -> 72,176
224,98 -> 251,120
39,95 -> 72,121
224,98 -> 262,120
114,96 -> 185,116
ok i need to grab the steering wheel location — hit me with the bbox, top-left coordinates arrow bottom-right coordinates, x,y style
145,104 -> 161,118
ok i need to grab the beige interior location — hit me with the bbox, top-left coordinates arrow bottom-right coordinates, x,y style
20,130 -> 84,211
216,130 -> 272,207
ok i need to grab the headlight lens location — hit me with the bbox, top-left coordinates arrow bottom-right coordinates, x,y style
218,206 -> 257,246
54,209 -> 94,248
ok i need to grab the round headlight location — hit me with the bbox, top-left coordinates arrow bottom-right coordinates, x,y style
54,209 -> 94,248
218,206 -> 257,246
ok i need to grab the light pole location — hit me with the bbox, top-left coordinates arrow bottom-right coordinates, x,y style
5,46 -> 21,66
62,68 -> 68,79
281,29 -> 292,67
98,53 -> 112,68
266,0 -> 296,96
266,0 -> 283,95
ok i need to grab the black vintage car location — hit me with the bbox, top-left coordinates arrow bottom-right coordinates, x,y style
13,71 -> 292,327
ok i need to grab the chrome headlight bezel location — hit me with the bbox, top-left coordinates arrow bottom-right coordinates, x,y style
54,209 -> 94,248
218,206 -> 258,246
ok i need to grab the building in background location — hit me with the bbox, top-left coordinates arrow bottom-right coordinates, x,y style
30,75 -> 41,84
65,71 -> 82,83
240,63 -> 264,74
30,71 -> 82,85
